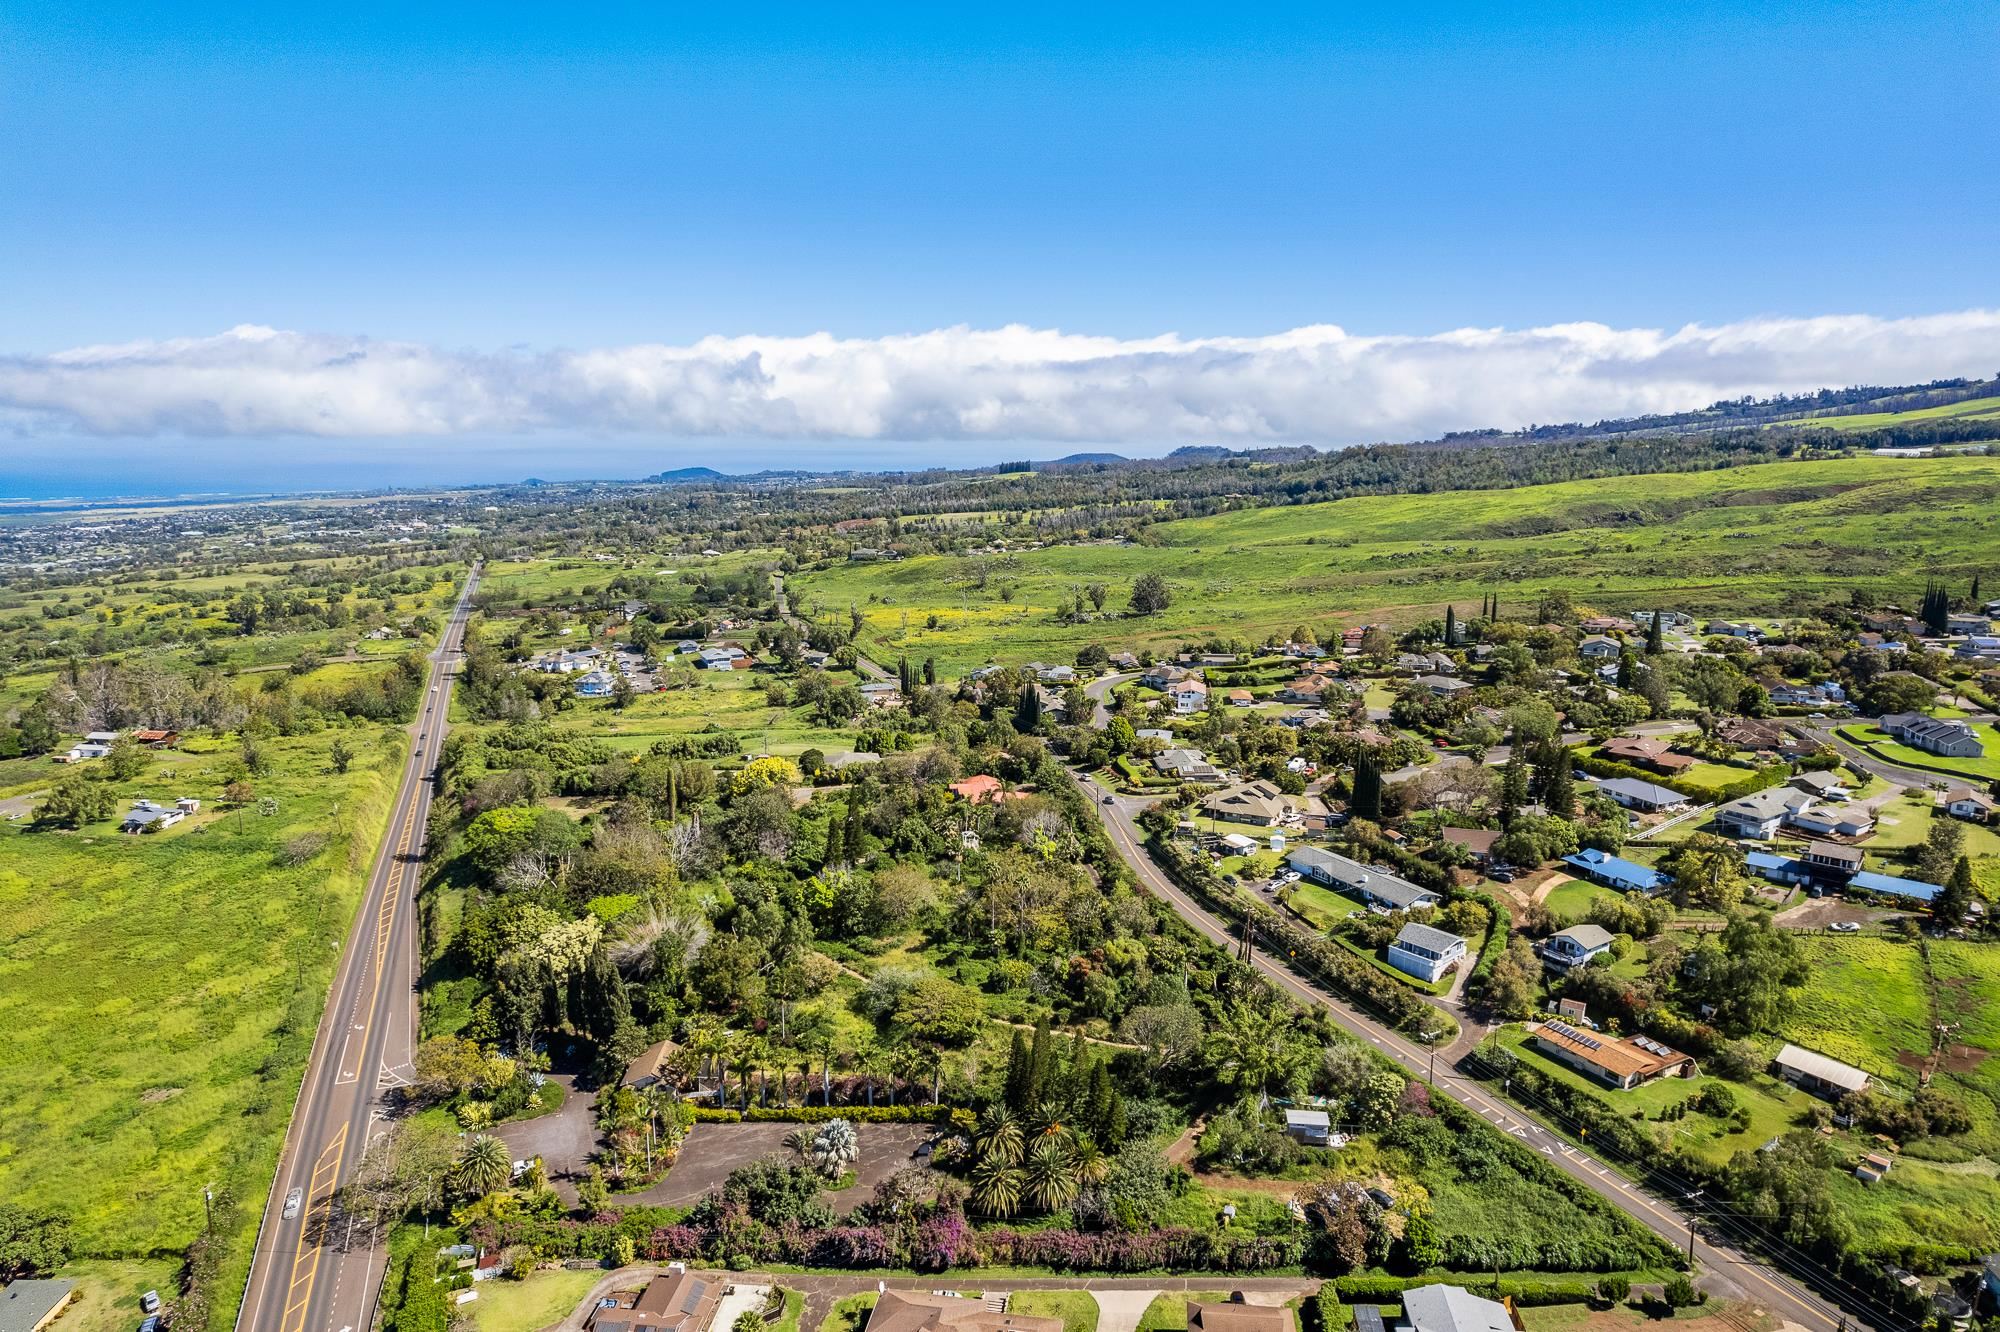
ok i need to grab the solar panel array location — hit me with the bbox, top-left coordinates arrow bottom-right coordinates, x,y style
1545,1019 -> 1602,1051
1631,1036 -> 1677,1058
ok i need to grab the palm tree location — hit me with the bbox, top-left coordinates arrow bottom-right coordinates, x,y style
972,1106 -> 1024,1165
969,1156 -> 1023,1217
1071,1140 -> 1110,1187
733,1039 -> 760,1112
454,1134 -> 512,1199
1023,1135 -> 1079,1212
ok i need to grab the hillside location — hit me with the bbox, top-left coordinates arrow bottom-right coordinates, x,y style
793,453 -> 2000,674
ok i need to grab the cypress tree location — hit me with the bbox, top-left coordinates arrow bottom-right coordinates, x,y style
1003,1028 -> 1032,1111
822,810 -> 844,869
1444,605 -> 1457,646
1646,611 -> 1664,655
1972,573 -> 1983,605
1352,752 -> 1383,821
1015,681 -> 1043,731
843,793 -> 865,859
1500,753 -> 1529,828
1544,745 -> 1576,820
1086,1060 -> 1117,1141
1025,1019 -> 1054,1109
924,656 -> 937,686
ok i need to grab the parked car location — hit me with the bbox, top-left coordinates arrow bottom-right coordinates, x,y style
140,1293 -> 161,1315
1489,868 -> 1515,883
283,1187 -> 303,1220
1829,920 -> 1862,933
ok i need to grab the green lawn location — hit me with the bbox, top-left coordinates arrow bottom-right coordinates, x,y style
792,455 -> 2000,674
1136,1292 -> 1235,1332
0,726 -> 408,1328
469,1267 -> 610,1332
1008,1291 -> 1102,1332
1542,879 -> 1621,925
818,1293 -> 880,1332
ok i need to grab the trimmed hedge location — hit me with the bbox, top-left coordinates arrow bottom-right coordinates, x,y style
1573,752 -> 1789,805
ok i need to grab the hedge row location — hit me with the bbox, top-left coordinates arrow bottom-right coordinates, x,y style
1573,752 -> 1790,805
1326,1272 -> 1619,1306
692,1105 -> 966,1127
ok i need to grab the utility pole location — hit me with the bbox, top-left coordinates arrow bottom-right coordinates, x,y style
1684,1190 -> 1704,1263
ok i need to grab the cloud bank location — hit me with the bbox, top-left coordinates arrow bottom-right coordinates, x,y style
5,311 -> 1999,447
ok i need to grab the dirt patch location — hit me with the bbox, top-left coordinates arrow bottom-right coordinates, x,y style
140,1087 -> 183,1103
1940,1043 -> 1990,1075
626,1121 -> 936,1211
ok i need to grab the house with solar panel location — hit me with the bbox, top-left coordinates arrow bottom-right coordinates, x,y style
1529,1020 -> 1694,1090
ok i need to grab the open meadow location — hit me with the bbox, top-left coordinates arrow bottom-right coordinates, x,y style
791,455 -> 2000,674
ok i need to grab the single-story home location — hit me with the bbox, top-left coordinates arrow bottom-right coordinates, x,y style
1879,713 -> 1984,758
1155,748 -> 1225,782
1944,786 -> 1997,823
1189,1301 -> 1293,1332
1441,827 -> 1500,864
1397,1283 -> 1520,1332
1561,847 -> 1672,894
1413,674 -> 1472,697
1227,688 -> 1256,707
623,1037 -> 682,1090
1846,868 -> 1943,904
1387,922 -> 1468,983
0,1281 -> 76,1332
1202,782 -> 1298,827
864,1291 -> 1063,1332
1599,736 -> 1696,776
1773,1043 -> 1870,1100
1788,771 -> 1849,800
1594,777 -> 1686,813
1283,1108 -> 1336,1147
121,800 -> 187,834
1786,803 -> 1876,839
1540,923 -> 1614,971
1530,1021 -> 1694,1090
949,774 -> 1021,804
1286,846 -> 1442,912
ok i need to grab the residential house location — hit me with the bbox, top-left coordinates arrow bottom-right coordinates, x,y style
623,1038 -> 683,1091
1109,651 -> 1140,670
1801,840 -> 1864,882
1168,679 -> 1211,714
1879,713 -> 1983,758
1861,612 -> 1921,635
1787,771 -> 1849,800
1278,678 -> 1332,704
695,646 -> 750,670
1706,620 -> 1764,640
1944,786 -> 1997,823
949,774 -> 1022,804
1773,1043 -> 1870,1100
1398,1284 -> 1520,1332
859,679 -> 906,708
1413,674 -> 1471,697
1530,1022 -> 1694,1090
1387,922 -> 1468,983
1857,632 -> 1909,655
132,728 -> 179,747
590,1271 -> 723,1332
1580,615 -> 1629,633
1631,610 -> 1693,629
1577,634 -> 1623,661
1286,846 -> 1442,912
1440,827 -> 1500,865
1769,682 -> 1846,709
1714,787 -> 1815,839
1189,1301 -> 1293,1332
1561,847 -> 1672,894
864,1290 -> 1062,1332
574,669 -> 616,697
1282,1108 -> 1336,1147
1948,613 -> 1995,636
1593,777 -> 1686,813
1846,868 -> 1944,905
1958,636 -> 2000,661
1140,663 -> 1187,689
1540,924 -> 1614,971
58,742 -> 110,763
0,1280 -> 76,1332
1598,736 -> 1696,776
1155,748 -> 1225,783
1227,688 -> 1256,707
1201,782 -> 1298,827
121,800 -> 187,834
1786,803 -> 1876,839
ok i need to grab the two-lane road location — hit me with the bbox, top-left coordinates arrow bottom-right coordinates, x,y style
236,564 -> 481,1332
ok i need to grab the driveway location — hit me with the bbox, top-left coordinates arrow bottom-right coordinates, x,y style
495,1075 -> 596,1189
624,1121 -> 935,1210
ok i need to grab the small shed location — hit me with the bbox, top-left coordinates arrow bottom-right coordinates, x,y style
1283,1108 -> 1333,1146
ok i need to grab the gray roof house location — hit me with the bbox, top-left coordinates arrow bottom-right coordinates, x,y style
1398,1284 -> 1518,1332
1541,923 -> 1614,970
1595,776 -> 1685,812
0,1281 -> 76,1332
1773,1043 -> 1870,1100
1286,847 -> 1441,912
1387,922 -> 1468,984
1714,787 -> 1813,839
1879,713 -> 1984,758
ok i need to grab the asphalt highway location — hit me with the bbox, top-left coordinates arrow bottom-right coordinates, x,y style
235,564 -> 480,1332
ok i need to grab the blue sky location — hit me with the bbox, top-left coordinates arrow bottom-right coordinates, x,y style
2,1 -> 1998,492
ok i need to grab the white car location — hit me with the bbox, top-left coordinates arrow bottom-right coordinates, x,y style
1828,921 -> 1862,933
283,1187 -> 303,1220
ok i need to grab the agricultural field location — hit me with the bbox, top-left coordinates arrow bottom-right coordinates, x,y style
791,456 -> 2000,675
0,725 -> 409,1319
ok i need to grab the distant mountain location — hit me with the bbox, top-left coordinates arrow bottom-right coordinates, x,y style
648,466 -> 729,483
1049,452 -> 1127,464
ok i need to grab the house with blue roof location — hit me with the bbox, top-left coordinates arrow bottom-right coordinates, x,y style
1562,847 -> 1672,894
1847,869 -> 1942,904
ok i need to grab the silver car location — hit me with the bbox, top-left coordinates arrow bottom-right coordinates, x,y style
283,1187 -> 303,1220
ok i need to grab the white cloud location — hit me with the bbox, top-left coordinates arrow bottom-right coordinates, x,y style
4,311 -> 1999,446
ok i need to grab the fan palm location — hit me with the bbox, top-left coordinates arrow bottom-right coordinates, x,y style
1023,1135 -> 1079,1212
968,1155 -> 1024,1217
454,1134 -> 512,1198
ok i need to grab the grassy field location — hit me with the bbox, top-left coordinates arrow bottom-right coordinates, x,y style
1135,1292 -> 1235,1332
0,725 -> 407,1324
1792,395 -> 2000,432
1542,879 -> 1621,925
791,456 -> 2000,675
544,669 -> 863,759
